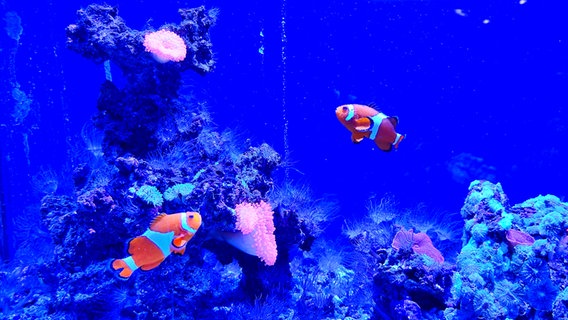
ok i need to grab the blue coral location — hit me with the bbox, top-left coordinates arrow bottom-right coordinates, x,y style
470,223 -> 488,244
472,289 -> 504,319
553,288 -> 568,318
445,181 -> 568,319
520,257 -> 549,286
163,183 -> 195,202
539,211 -> 565,239
525,279 -> 559,311
134,185 -> 164,207
493,280 -> 522,318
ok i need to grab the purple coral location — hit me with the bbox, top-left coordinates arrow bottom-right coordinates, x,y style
392,229 -> 444,263
505,229 -> 535,247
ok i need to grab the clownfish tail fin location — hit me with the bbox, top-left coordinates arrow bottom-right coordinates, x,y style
110,259 -> 133,280
393,133 -> 405,149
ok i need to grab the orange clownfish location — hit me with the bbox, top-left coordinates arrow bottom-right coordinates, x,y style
335,104 -> 405,152
110,211 -> 202,280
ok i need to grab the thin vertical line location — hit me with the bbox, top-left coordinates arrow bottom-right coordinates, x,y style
281,0 -> 289,180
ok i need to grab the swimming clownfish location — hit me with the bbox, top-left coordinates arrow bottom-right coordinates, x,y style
110,211 -> 202,280
335,104 -> 405,152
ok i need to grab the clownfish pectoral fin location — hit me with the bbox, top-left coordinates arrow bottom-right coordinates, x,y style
139,258 -> 164,271
351,132 -> 366,143
172,237 -> 188,248
110,259 -> 133,280
354,117 -> 372,132
387,116 -> 399,128
171,236 -> 189,254
172,246 -> 186,255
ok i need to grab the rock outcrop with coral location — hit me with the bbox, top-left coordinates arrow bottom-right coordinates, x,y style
445,180 -> 568,319
0,4 -> 319,319
2,3 -> 567,320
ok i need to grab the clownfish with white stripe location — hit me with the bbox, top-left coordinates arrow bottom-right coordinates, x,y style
110,211 -> 202,280
335,104 -> 405,152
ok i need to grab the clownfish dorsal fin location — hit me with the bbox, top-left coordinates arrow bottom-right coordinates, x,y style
354,117 -> 372,132
388,116 -> 399,128
367,102 -> 380,111
150,213 -> 168,227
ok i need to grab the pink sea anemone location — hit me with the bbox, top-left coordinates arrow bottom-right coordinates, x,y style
143,29 -> 187,63
219,201 -> 278,266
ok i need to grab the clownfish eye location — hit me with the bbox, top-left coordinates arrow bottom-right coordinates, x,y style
189,215 -> 194,219
342,106 -> 349,113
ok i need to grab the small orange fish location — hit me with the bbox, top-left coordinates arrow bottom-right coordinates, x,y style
335,104 -> 405,152
110,211 -> 202,279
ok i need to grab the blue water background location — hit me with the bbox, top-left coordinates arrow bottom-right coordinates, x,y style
2,0 -> 567,252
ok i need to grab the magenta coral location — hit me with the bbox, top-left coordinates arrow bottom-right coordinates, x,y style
234,201 -> 278,266
506,229 -> 535,247
392,229 -> 444,263
143,29 -> 187,63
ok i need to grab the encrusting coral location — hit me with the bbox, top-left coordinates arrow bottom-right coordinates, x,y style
445,180 -> 568,319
